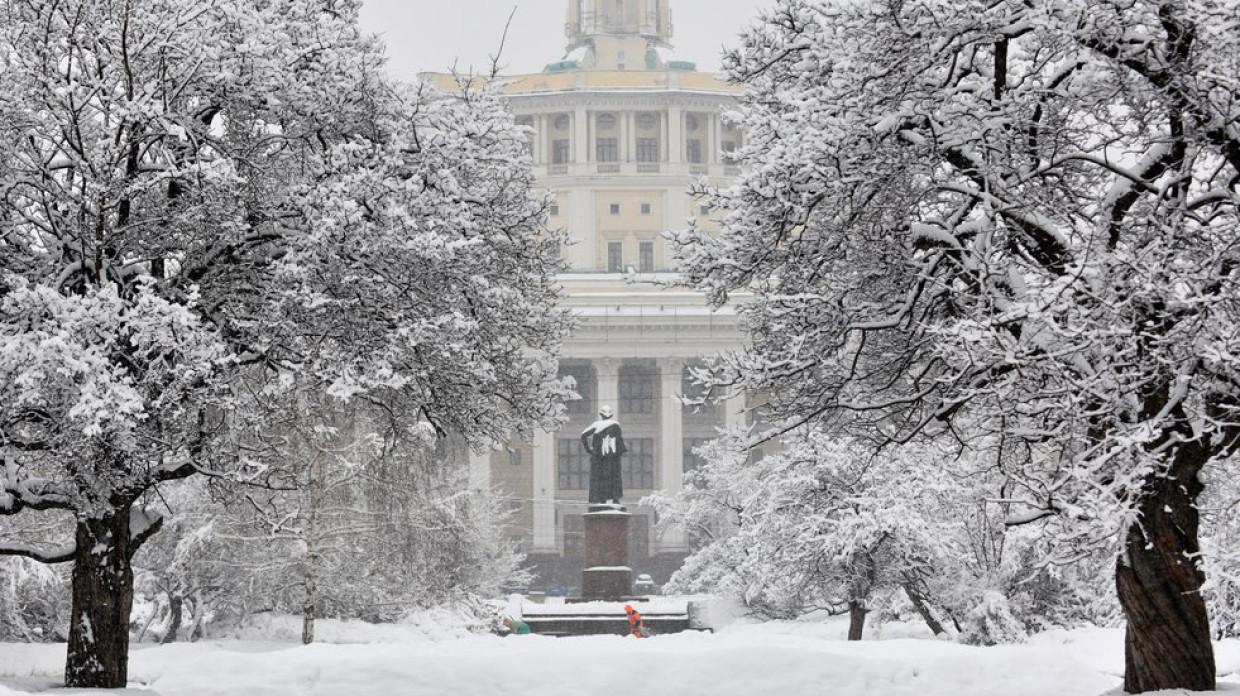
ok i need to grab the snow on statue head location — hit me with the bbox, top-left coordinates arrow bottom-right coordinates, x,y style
599,405 -> 614,419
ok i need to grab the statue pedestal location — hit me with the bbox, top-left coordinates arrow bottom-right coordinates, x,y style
581,505 -> 631,600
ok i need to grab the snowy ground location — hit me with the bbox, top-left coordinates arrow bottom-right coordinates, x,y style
3,613 -> 1240,696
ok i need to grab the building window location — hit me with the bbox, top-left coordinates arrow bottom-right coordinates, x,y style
561,364 -> 594,415
596,137 -> 619,163
623,438 -> 655,489
609,203 -> 621,215
637,113 -> 657,130
550,203 -> 560,216
699,203 -> 712,215
687,139 -> 703,164
636,138 -> 659,163
607,241 -> 623,272
558,439 -> 590,490
553,139 -> 570,165
619,364 -> 656,414
722,140 -> 737,153
554,114 -> 570,131
686,113 -> 701,131
683,437 -> 714,473
639,241 -> 655,272
597,113 -> 617,130
509,448 -> 523,467
640,203 -> 652,215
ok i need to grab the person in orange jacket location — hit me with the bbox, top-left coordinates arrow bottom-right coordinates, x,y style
625,604 -> 645,638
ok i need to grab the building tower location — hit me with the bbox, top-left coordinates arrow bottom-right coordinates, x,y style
566,0 -> 673,70
429,0 -> 748,593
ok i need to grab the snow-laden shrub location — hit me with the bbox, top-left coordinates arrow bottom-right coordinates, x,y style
962,591 -> 1026,645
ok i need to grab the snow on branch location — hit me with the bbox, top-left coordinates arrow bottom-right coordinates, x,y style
0,541 -> 76,564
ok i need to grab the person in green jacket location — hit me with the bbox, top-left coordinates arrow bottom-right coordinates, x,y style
502,616 -> 531,635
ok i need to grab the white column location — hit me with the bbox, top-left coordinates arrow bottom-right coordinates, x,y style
659,357 -> 685,493
659,357 -> 688,551
707,113 -> 718,164
668,106 -> 683,164
534,114 -> 545,164
660,109 -> 670,163
596,358 -> 620,415
574,106 -> 590,166
532,427 -> 557,552
468,448 -> 491,492
723,390 -> 745,434
621,111 -> 632,162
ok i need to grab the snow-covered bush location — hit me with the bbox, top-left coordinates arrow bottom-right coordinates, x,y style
961,591 -> 1026,646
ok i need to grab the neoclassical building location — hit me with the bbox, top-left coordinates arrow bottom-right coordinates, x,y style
430,0 -> 746,589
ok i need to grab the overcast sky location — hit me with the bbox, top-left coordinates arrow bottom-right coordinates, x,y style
358,0 -> 774,81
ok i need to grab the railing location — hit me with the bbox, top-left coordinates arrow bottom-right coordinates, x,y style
537,163 -> 738,180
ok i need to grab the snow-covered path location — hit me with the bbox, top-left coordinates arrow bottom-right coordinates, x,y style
3,622 -> 1240,696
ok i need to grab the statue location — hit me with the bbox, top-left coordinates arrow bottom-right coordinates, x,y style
581,405 -> 627,505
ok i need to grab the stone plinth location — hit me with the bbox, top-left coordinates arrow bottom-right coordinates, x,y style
581,567 -> 632,600
582,505 -> 631,600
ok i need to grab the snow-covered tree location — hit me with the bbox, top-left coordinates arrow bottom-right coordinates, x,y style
0,0 -> 570,687
673,0 -> 1240,690
653,432 -> 958,640
223,387 -> 532,644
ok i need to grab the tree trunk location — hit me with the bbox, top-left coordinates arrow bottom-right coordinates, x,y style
1116,441 -> 1215,693
302,570 -> 316,645
302,446 -> 323,646
847,601 -> 867,641
162,593 -> 183,644
65,512 -> 136,689
188,589 -> 206,642
904,583 -> 946,636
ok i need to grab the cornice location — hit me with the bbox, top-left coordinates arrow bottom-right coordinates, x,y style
507,92 -> 736,112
